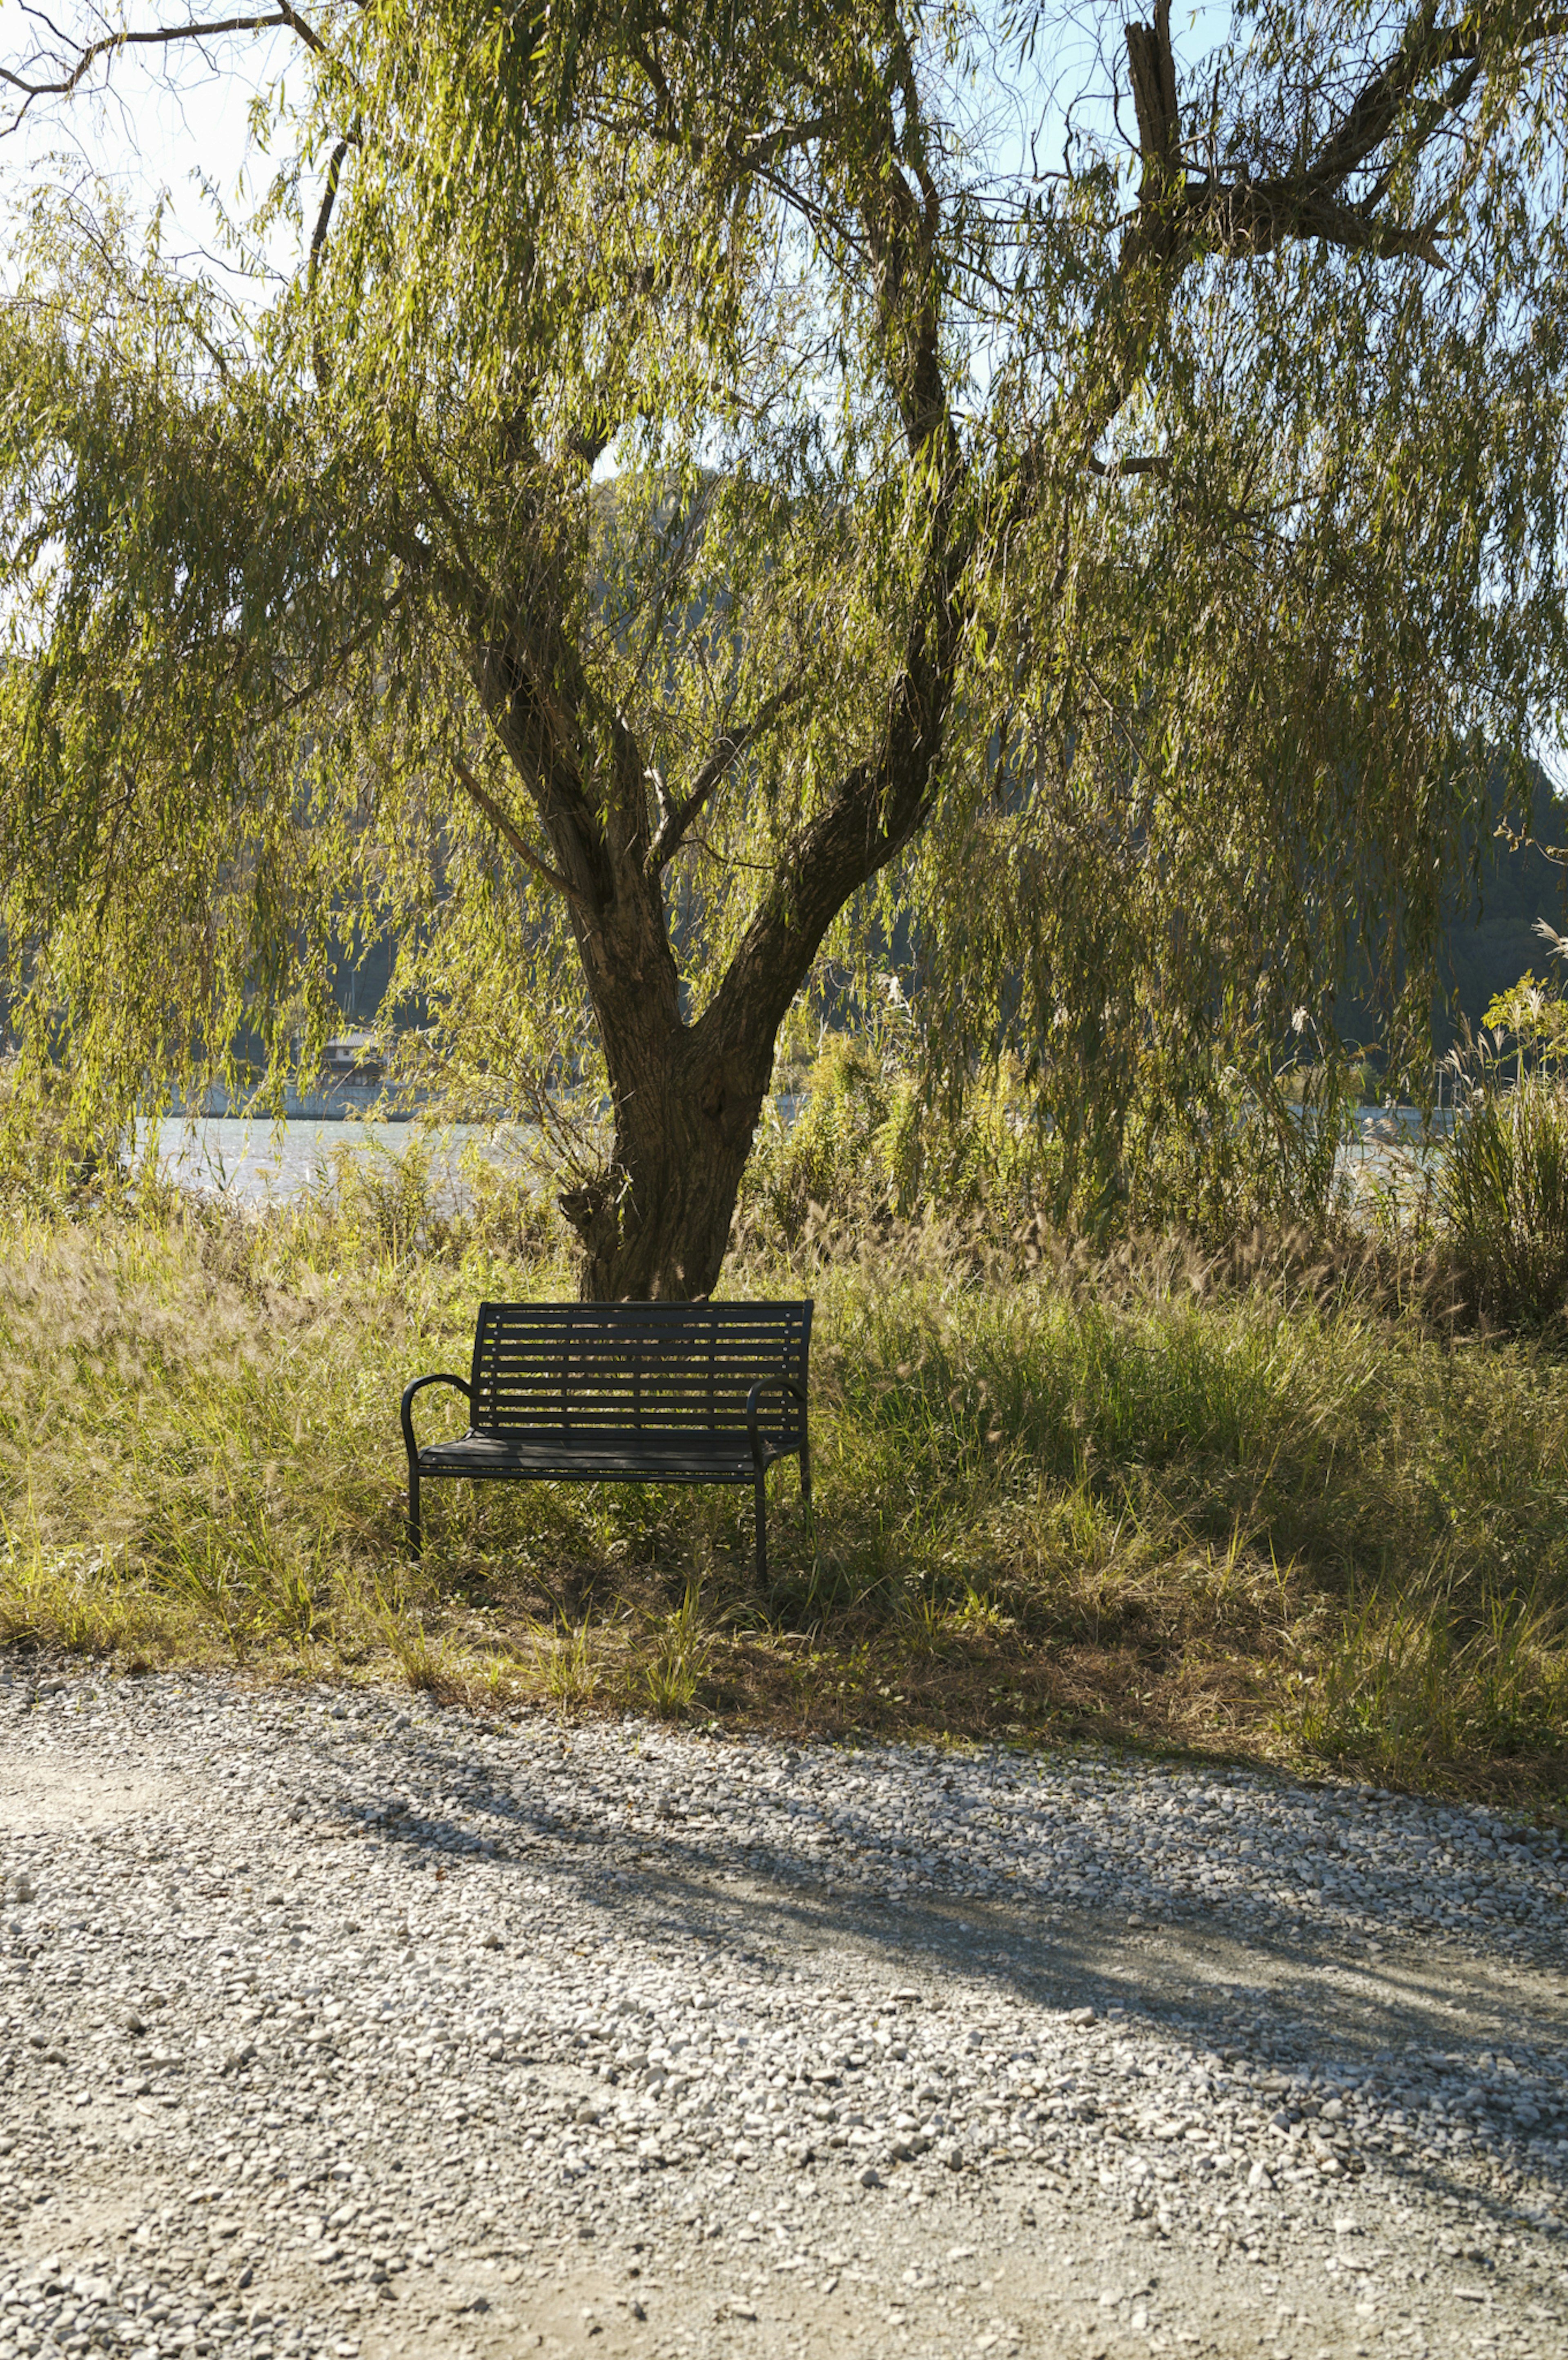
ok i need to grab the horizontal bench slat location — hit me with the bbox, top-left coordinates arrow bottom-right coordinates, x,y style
481,1406 -> 806,1425
418,1434 -> 780,1480
482,1335 -> 803,1348
481,1378 -> 804,1400
483,1399 -> 804,1421
484,1358 -> 796,1374
483,1358 -> 801,1374
476,1304 -> 801,1321
481,1331 -> 802,1350
481,1376 -> 802,1392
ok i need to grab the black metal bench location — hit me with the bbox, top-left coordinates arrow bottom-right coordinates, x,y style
400,1299 -> 813,1579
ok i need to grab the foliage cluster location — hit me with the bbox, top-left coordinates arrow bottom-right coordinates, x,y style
4,2 -> 1568,1295
741,1024 -> 1360,1251
738,1028 -> 1049,1247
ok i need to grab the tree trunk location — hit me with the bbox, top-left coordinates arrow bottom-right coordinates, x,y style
559,1032 -> 773,1300
555,895 -> 779,1301
473,300 -> 961,1300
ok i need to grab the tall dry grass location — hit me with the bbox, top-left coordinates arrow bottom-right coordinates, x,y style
0,1150 -> 1563,1800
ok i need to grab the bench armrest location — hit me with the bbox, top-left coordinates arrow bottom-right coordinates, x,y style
401,1372 -> 472,1466
746,1378 -> 807,1470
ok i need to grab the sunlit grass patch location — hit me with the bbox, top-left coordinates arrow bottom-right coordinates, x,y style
0,1189 -> 1563,1805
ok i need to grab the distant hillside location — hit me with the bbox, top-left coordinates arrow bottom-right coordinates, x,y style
1437,777 -> 1568,1040
1322,767 -> 1567,1057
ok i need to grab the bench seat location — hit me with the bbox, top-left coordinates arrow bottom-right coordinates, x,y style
415,1430 -> 789,1483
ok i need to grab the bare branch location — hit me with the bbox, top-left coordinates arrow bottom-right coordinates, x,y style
309,136 -> 350,270
1086,452 -> 1169,480
2,5 -> 325,128
307,130 -> 352,391
272,2 -> 323,49
450,751 -> 587,907
646,681 -> 807,874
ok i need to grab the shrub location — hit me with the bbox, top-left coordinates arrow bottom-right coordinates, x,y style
1439,972 -> 1568,1333
737,1033 -> 1050,1249
304,1129 -> 568,1270
0,1057 -> 122,1219
1439,1077 -> 1568,1331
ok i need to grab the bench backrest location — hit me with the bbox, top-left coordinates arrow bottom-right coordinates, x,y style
467,1300 -> 813,1440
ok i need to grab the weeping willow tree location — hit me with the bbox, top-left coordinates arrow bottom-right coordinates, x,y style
2,0 -> 1566,1291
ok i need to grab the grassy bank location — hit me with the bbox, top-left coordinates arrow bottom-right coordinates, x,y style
1,1187 -> 1565,1807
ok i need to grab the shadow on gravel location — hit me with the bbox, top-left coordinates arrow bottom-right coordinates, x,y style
325,1773 -> 1568,2235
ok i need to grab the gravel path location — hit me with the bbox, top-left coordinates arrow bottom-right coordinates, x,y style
2,1668 -> 1566,2360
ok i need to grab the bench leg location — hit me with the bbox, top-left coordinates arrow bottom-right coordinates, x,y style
754,1466 -> 768,1588
408,1468 -> 422,1559
799,1440 -> 812,1508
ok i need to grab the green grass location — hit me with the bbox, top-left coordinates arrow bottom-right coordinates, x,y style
0,1186 -> 1565,1806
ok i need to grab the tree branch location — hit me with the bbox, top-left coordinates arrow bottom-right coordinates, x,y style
997,0 -> 1528,555
646,682 -> 806,874
678,11 -> 967,1046
310,136 -> 350,271
698,515 -> 968,1060
470,614 -> 615,913
727,113 -> 845,181
307,131 -> 351,393
1086,452 -> 1169,480
854,25 -> 956,457
1190,3 -> 1568,259
450,751 -> 587,907
2,5 -> 325,127
1126,0 -> 1180,186
1195,175 -> 1454,265
1303,9 -> 1548,191
413,456 -> 492,609
619,27 -> 840,190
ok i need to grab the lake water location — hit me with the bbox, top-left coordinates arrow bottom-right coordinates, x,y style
143,1104 -> 1451,1210
142,1117 -> 501,1205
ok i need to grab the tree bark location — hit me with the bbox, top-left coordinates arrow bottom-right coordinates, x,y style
559,1013 -> 775,1301
543,622 -> 957,1297
471,614 -> 791,1299
468,449 -> 961,1299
